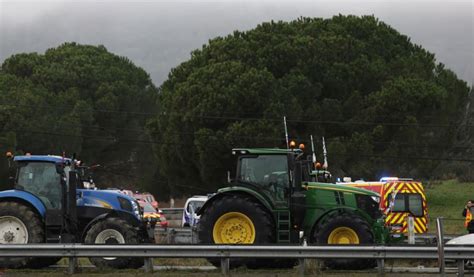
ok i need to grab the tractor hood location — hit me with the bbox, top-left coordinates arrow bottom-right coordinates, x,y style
305,182 -> 380,197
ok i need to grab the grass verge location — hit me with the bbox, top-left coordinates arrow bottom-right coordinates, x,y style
425,179 -> 474,234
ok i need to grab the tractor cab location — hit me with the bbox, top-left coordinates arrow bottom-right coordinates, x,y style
232,148 -> 310,207
12,155 -> 80,243
14,155 -> 72,209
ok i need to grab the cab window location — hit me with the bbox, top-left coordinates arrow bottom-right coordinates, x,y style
16,162 -> 62,209
238,154 -> 289,202
238,155 -> 289,187
388,193 -> 423,216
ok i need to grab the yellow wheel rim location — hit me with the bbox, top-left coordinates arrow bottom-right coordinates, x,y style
327,227 -> 360,244
213,212 -> 256,244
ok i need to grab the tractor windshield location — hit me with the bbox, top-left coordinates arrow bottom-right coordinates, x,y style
238,155 -> 289,200
16,162 -> 62,209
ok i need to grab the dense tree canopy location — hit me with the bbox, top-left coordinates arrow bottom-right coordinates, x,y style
0,43 -> 158,190
148,15 -> 470,197
0,16 -> 470,199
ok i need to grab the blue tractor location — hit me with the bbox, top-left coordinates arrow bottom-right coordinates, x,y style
0,154 -> 152,269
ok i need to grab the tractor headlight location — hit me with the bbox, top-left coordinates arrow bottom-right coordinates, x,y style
118,196 -> 133,211
119,196 -> 141,218
131,200 -> 141,218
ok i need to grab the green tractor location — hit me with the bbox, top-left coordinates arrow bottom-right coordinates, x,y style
197,147 -> 389,269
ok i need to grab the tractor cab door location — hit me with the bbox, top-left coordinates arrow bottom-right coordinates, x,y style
238,154 -> 290,208
16,161 -> 63,210
289,159 -> 309,234
15,161 -> 65,242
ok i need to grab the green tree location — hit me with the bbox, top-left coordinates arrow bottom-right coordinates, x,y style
0,43 -> 158,191
149,15 -> 470,197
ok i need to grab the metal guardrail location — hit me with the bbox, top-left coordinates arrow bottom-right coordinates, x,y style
1,244 -> 474,276
1,244 -> 474,259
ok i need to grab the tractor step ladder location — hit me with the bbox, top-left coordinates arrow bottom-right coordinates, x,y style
45,226 -> 61,243
45,209 -> 62,243
277,211 -> 291,243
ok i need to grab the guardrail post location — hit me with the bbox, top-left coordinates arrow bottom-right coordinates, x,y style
407,216 -> 415,245
298,259 -> 305,277
167,228 -> 174,244
436,217 -> 445,277
457,259 -> 465,277
144,257 -> 154,273
67,257 -> 77,274
221,258 -> 230,276
298,238 -> 307,276
377,259 -> 385,277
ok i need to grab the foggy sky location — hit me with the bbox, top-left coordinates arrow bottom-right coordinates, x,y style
1,0 -> 472,86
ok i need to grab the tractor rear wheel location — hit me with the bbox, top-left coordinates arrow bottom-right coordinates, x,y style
0,202 -> 45,268
314,214 -> 376,270
197,195 -> 274,268
85,217 -> 143,269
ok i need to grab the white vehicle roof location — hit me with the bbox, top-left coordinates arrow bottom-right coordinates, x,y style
185,196 -> 208,203
446,234 -> 474,245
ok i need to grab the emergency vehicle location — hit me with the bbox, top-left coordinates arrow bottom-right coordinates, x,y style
338,177 -> 428,234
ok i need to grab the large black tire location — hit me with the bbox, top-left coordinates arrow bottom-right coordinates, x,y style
0,202 -> 44,268
198,195 -> 274,269
85,217 -> 144,269
313,214 -> 376,270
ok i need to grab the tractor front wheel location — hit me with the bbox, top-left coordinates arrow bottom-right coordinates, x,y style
85,217 -> 143,269
314,214 -> 376,270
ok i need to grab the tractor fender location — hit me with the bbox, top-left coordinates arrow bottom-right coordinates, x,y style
308,207 -> 366,242
81,213 -> 108,240
0,190 -> 46,217
80,210 -> 143,241
197,188 -> 274,217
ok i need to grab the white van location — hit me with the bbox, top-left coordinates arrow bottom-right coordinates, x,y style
182,195 -> 208,227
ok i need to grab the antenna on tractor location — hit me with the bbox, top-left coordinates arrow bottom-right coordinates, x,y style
322,136 -> 328,169
310,135 -> 317,164
283,116 -> 289,149
283,116 -> 294,183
